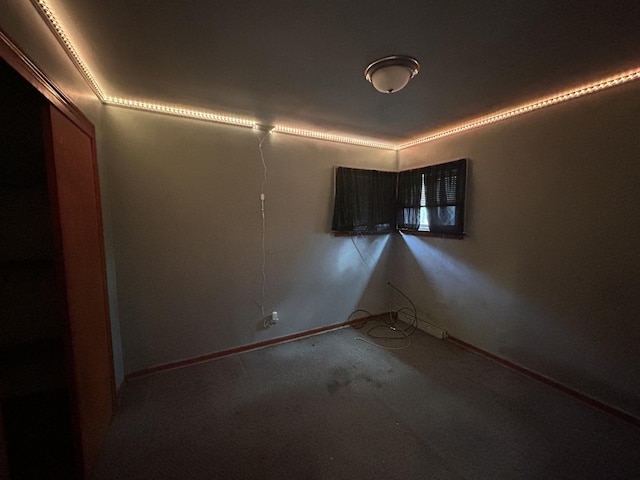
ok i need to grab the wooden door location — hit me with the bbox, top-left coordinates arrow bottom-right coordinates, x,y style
44,105 -> 114,477
0,407 -> 8,480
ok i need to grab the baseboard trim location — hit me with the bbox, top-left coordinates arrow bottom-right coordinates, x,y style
126,313 -> 390,380
447,336 -> 640,429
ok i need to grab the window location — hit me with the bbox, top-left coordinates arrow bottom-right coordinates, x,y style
332,159 -> 467,237
397,159 -> 467,236
331,167 -> 397,234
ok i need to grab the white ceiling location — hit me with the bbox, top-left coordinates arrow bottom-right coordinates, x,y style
48,0 -> 639,142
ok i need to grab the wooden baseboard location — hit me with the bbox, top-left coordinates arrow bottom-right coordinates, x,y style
126,313 -> 391,380
447,336 -> 639,429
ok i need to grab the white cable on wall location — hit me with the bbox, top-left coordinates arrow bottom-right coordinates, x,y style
256,129 -> 271,323
351,235 -> 371,270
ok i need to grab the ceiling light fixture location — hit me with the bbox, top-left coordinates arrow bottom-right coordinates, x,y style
28,1 -> 640,151
365,55 -> 420,93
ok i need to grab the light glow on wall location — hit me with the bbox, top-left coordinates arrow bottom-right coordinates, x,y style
34,0 -> 106,101
398,68 -> 640,150
34,0 -> 640,152
106,97 -> 257,128
272,125 -> 396,150
104,99 -> 397,149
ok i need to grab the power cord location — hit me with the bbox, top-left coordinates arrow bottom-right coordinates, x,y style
256,129 -> 271,326
351,233 -> 376,270
348,309 -> 374,329
348,283 -> 419,350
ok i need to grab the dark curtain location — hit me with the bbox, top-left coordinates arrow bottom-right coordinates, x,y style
425,158 -> 467,234
396,167 -> 424,230
331,167 -> 397,233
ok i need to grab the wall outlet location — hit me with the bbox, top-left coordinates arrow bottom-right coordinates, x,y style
271,311 -> 279,324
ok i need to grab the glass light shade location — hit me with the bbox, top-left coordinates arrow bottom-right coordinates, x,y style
365,55 -> 420,94
370,65 -> 413,93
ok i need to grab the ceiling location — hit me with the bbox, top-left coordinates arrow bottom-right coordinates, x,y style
46,0 -> 639,142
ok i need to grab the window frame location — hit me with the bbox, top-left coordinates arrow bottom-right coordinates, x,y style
331,159 -> 467,239
397,159 -> 467,238
331,166 -> 397,235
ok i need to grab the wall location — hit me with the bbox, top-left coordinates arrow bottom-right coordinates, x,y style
394,81 -> 640,417
0,0 -> 124,388
101,106 -> 397,373
7,0 -> 638,415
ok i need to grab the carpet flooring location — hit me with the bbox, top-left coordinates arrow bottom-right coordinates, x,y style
91,323 -> 640,479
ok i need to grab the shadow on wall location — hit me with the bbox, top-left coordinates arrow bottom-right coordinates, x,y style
259,233 -> 393,337
397,233 -> 551,349
394,233 -> 640,417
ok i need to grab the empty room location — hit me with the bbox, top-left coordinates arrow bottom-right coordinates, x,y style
1,1 -> 639,479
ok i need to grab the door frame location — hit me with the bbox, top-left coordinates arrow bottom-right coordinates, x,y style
0,29 -> 94,137
1,26 -> 116,478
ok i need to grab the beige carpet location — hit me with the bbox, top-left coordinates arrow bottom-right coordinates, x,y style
91,323 -> 640,479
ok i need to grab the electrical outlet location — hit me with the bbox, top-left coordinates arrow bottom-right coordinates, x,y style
271,311 -> 279,324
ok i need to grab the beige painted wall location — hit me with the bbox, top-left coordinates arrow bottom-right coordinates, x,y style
5,0 -> 639,417
1,0 -> 124,387
395,81 -> 640,417
101,106 -> 397,372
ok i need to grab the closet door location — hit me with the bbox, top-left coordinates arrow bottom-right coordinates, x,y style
0,409 -> 8,479
44,105 -> 114,477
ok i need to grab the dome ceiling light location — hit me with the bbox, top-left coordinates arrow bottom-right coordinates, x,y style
31,0 -> 640,149
364,55 -> 420,93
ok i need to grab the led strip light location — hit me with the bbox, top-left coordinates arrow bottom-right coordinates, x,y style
35,0 -> 106,101
102,98 -> 397,149
398,68 -> 640,150
272,125 -> 396,150
105,97 -> 256,128
34,0 -> 640,152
